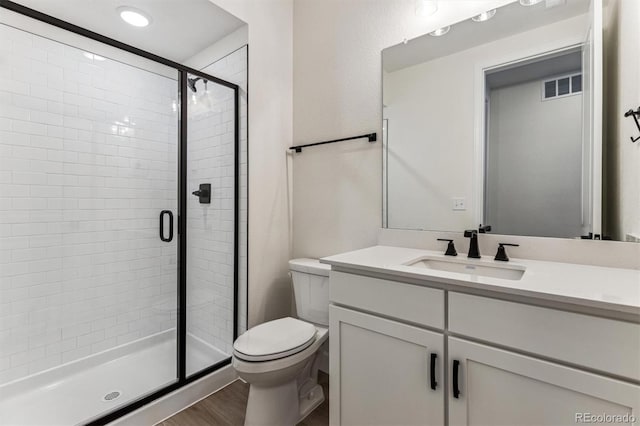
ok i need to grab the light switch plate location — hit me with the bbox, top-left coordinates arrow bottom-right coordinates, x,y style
452,198 -> 466,211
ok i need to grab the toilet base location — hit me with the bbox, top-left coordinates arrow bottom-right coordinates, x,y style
298,383 -> 325,423
244,381 -> 324,426
245,380 -> 299,426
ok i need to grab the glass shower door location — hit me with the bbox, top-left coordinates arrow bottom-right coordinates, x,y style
184,73 -> 237,376
0,24 -> 179,424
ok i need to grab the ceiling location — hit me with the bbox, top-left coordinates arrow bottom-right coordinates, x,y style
383,0 -> 589,73
12,0 -> 247,62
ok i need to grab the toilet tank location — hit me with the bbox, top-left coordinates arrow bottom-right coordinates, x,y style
289,258 -> 330,327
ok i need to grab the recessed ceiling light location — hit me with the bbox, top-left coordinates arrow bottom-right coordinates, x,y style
429,26 -> 450,37
118,6 -> 151,27
472,9 -> 497,22
519,0 -> 544,6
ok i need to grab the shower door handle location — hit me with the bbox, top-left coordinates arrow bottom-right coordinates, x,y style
159,210 -> 174,242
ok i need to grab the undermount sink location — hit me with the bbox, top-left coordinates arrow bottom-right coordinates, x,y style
404,257 -> 526,281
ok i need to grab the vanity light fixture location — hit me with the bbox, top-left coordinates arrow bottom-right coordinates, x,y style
429,26 -> 450,37
416,0 -> 438,17
519,0 -> 544,6
118,6 -> 151,27
472,9 -> 497,22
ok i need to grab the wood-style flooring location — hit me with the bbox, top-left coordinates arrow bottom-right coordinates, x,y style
158,372 -> 329,426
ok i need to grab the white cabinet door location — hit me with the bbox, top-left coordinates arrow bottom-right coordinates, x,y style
449,337 -> 640,426
330,305 -> 444,426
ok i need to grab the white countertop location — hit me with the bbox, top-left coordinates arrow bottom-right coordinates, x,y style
321,245 -> 640,316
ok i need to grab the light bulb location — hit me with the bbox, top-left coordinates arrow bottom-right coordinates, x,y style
472,9 -> 497,22
429,26 -> 450,37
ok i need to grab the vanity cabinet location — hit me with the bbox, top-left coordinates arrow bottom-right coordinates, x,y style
448,292 -> 640,381
448,337 -> 639,426
330,305 -> 444,426
329,271 -> 640,426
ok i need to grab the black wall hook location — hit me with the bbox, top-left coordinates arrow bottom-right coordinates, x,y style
624,107 -> 640,143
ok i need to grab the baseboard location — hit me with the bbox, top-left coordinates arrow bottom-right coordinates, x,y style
109,365 -> 238,426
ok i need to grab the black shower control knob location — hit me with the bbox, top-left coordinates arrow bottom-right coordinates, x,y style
192,184 -> 211,204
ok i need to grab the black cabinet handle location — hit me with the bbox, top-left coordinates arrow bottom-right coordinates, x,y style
159,210 -> 173,242
430,353 -> 438,390
453,359 -> 461,398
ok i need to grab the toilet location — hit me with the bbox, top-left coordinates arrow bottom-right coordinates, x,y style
232,258 -> 330,426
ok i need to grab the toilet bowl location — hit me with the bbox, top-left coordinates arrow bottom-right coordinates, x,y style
232,258 -> 330,426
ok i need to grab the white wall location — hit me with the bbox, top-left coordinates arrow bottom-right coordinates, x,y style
604,0 -> 640,242
384,54 -> 475,231
185,26 -> 248,70
208,0 -> 294,327
292,0 -> 518,259
486,79 -> 583,238
383,15 -> 587,232
0,23 -> 179,383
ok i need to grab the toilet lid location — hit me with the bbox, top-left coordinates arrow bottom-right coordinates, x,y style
233,317 -> 317,362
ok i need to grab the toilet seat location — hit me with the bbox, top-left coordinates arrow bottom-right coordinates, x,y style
233,317 -> 317,362
233,326 -> 328,375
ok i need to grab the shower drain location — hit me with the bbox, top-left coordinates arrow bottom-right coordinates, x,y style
103,391 -> 121,402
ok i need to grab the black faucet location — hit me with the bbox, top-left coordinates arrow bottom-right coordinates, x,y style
464,225 -> 491,259
495,243 -> 519,261
437,239 -> 457,256
479,224 -> 492,233
464,230 -> 480,258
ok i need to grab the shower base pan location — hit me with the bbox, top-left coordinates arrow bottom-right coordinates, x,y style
0,330 -> 227,426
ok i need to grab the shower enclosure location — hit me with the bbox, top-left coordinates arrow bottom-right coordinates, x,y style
0,3 -> 241,425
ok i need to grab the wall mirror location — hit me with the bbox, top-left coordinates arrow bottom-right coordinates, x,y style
382,0 -> 639,242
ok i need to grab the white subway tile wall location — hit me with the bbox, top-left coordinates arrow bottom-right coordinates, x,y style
200,47 -> 248,337
0,24 -> 179,384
